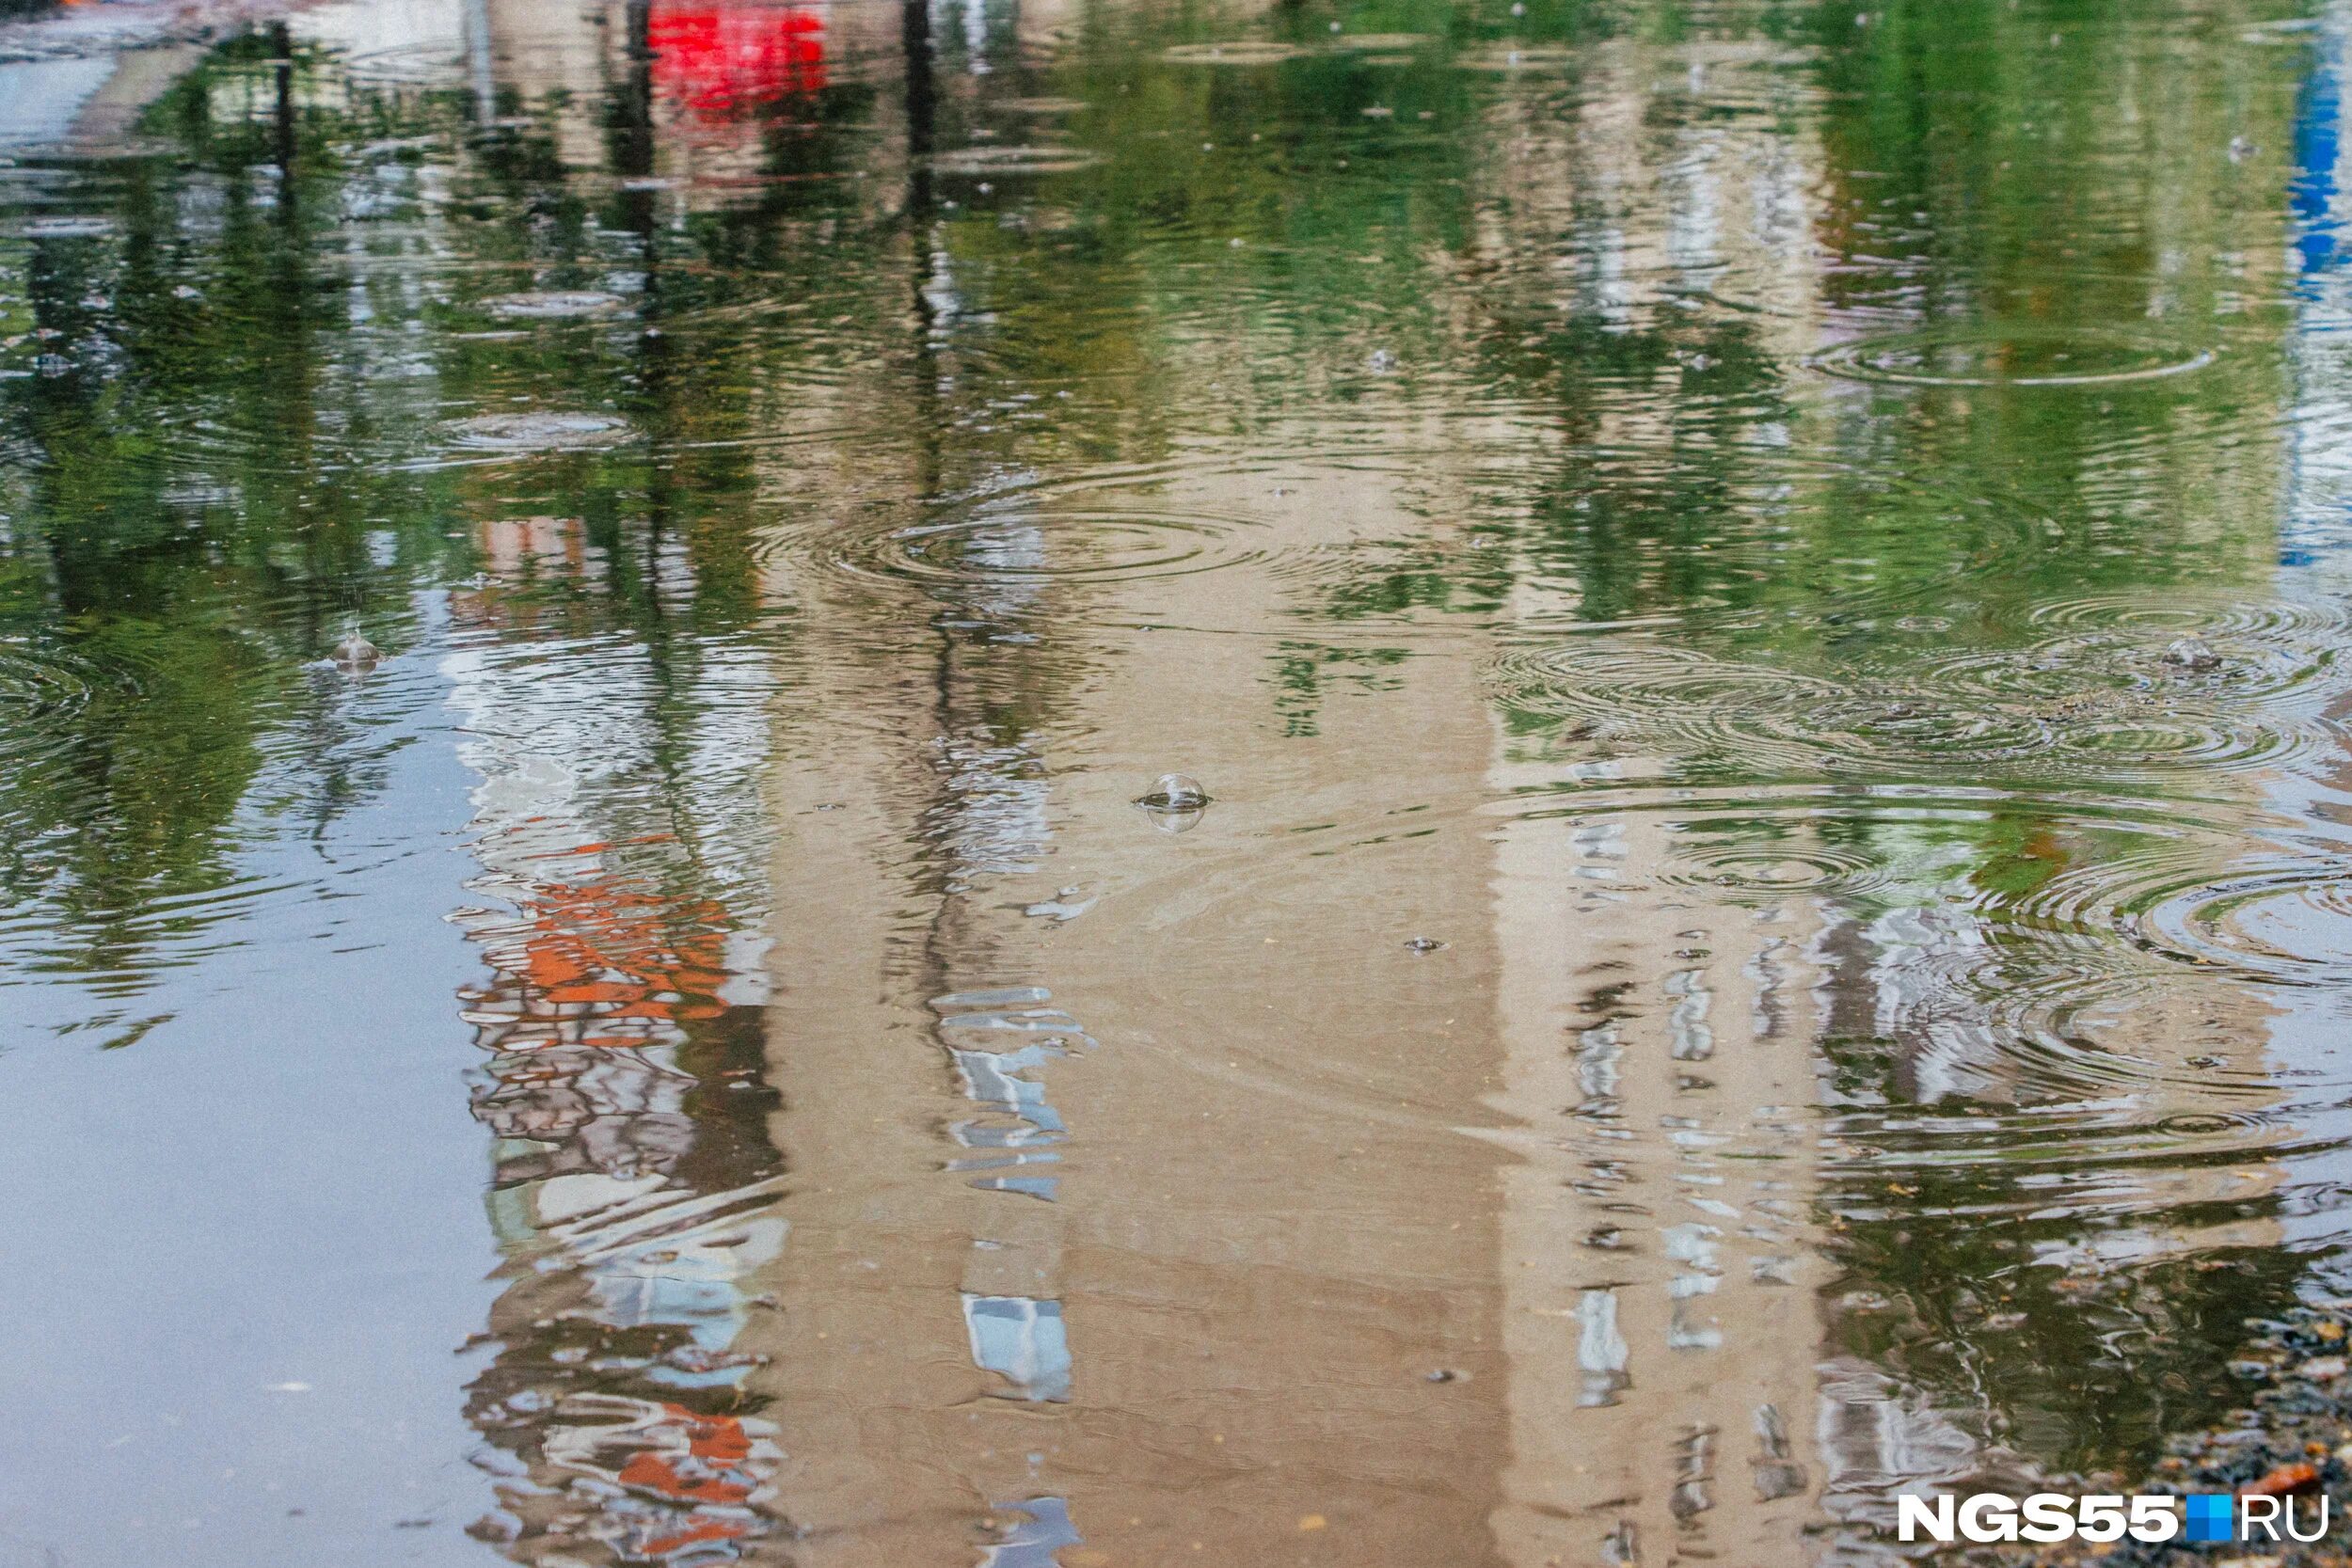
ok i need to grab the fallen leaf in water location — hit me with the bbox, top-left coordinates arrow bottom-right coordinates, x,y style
2240,1462 -> 2319,1497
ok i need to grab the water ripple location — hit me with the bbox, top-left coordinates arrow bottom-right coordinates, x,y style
1487,633 -> 2332,777
1812,326 -> 2217,388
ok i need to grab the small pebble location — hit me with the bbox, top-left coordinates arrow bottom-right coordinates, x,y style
1404,936 -> 1448,953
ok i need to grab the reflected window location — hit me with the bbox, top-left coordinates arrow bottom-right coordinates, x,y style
962,1294 -> 1073,1402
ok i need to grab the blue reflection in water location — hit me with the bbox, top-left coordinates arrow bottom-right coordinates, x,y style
2289,7 -> 2352,571
980,1497 -> 1083,1568
962,1294 -> 1073,1402
952,1042 -> 1069,1137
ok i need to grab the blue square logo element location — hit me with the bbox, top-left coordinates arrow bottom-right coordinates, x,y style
2184,1493 -> 2235,1544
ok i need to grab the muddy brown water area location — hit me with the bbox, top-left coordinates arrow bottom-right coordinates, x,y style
6,0 -> 2352,1562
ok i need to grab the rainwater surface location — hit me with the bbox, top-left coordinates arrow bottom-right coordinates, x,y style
1,0 -> 2349,1561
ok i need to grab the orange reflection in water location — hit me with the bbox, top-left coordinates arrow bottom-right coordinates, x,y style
464,864 -> 733,1051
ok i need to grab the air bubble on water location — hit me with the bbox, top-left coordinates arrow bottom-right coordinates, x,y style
1137,772 -> 1209,832
331,626 -> 381,671
1137,772 -> 1208,808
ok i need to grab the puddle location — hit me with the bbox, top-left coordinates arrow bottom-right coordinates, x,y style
6,0 -> 2352,1564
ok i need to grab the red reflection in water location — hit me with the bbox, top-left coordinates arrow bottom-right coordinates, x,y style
649,3 -> 826,114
